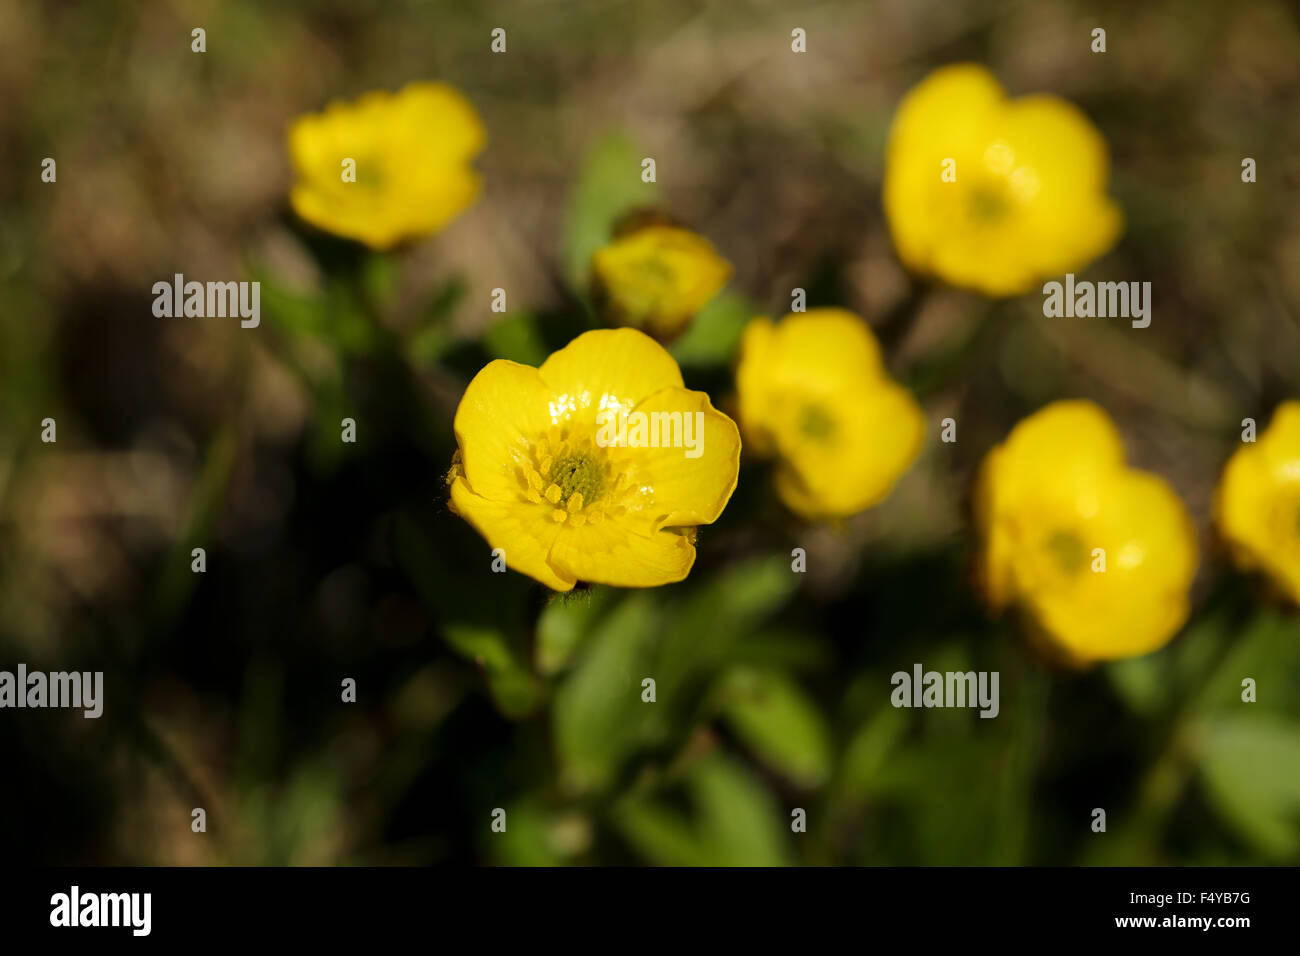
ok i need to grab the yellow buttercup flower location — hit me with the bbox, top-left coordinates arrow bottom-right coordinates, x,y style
883,63 -> 1122,297
973,401 -> 1198,664
591,225 -> 732,338
735,309 -> 924,520
1215,401 -> 1300,604
447,328 -> 741,591
287,82 -> 486,249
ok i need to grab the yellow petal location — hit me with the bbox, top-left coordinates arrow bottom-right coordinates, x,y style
772,380 -> 925,519
736,310 -> 920,519
883,62 -> 1122,296
973,399 -> 1198,663
974,400 -> 1127,611
1215,401 -> 1300,604
547,519 -> 695,588
538,328 -> 684,417
453,360 -> 561,502
286,83 -> 485,249
736,310 -> 888,462
757,310 -> 884,395
981,400 -> 1125,508
971,444 -> 1017,609
592,226 -> 732,337
735,317 -> 780,456
287,184 -> 402,250
1256,400 -> 1300,475
886,63 -> 1005,167
1019,470 -> 1197,662
390,82 -> 487,163
999,96 -> 1124,278
883,64 -> 1005,278
621,386 -> 742,531
449,477 -> 575,591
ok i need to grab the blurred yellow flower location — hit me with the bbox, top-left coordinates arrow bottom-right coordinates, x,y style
735,309 -> 924,519
447,328 -> 741,591
974,401 -> 1198,664
883,63 -> 1122,297
1215,402 -> 1300,605
287,82 -> 485,249
592,225 -> 732,338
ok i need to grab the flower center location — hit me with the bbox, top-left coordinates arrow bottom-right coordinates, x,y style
517,422 -> 636,526
1044,529 -> 1086,576
798,402 -> 836,441
551,453 -> 606,503
351,158 -> 386,190
632,254 -> 674,286
968,183 -> 1010,223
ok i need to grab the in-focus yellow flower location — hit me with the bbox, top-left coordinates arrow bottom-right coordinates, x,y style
974,401 -> 1198,664
591,225 -> 732,339
287,82 -> 486,249
447,329 -> 741,591
735,309 -> 924,520
1215,401 -> 1300,605
883,63 -> 1122,297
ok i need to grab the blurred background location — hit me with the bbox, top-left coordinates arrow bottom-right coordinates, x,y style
2,0 -> 1299,865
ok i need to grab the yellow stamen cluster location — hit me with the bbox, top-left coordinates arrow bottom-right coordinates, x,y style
518,423 -> 634,526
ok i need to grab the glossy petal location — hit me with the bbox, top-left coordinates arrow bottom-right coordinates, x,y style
592,226 -> 732,337
623,386 -> 742,531
548,519 -> 696,588
287,82 -> 485,249
453,360 -> 562,502
883,62 -> 1122,296
975,401 -> 1199,663
447,328 -> 739,591
1215,401 -> 1300,604
735,310 -> 922,520
975,401 -> 1127,611
1019,471 -> 1198,662
539,328 -> 684,418
772,380 -> 925,519
449,477 -> 574,592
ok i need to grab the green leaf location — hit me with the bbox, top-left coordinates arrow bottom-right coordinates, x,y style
552,592 -> 661,793
669,289 -> 756,367
536,587 -> 615,675
360,252 -> 399,310
1198,713 -> 1300,859
1191,608 -> 1300,715
609,800 -> 706,867
689,754 -> 791,866
483,312 -> 549,367
444,622 -> 514,671
248,260 -> 330,337
723,626 -> 832,673
440,621 -> 543,719
486,800 -> 567,867
484,666 -> 546,719
611,754 -> 791,866
561,132 -> 659,289
391,514 -> 541,718
151,426 -> 238,625
715,667 -> 832,787
864,734 -> 1011,865
838,705 -> 909,802
404,277 -> 468,366
656,554 -> 800,698
405,323 -> 457,366
323,278 -> 382,355
1107,652 -> 1169,717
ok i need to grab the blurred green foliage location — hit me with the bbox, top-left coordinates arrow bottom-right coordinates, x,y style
1,0 -> 1298,867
